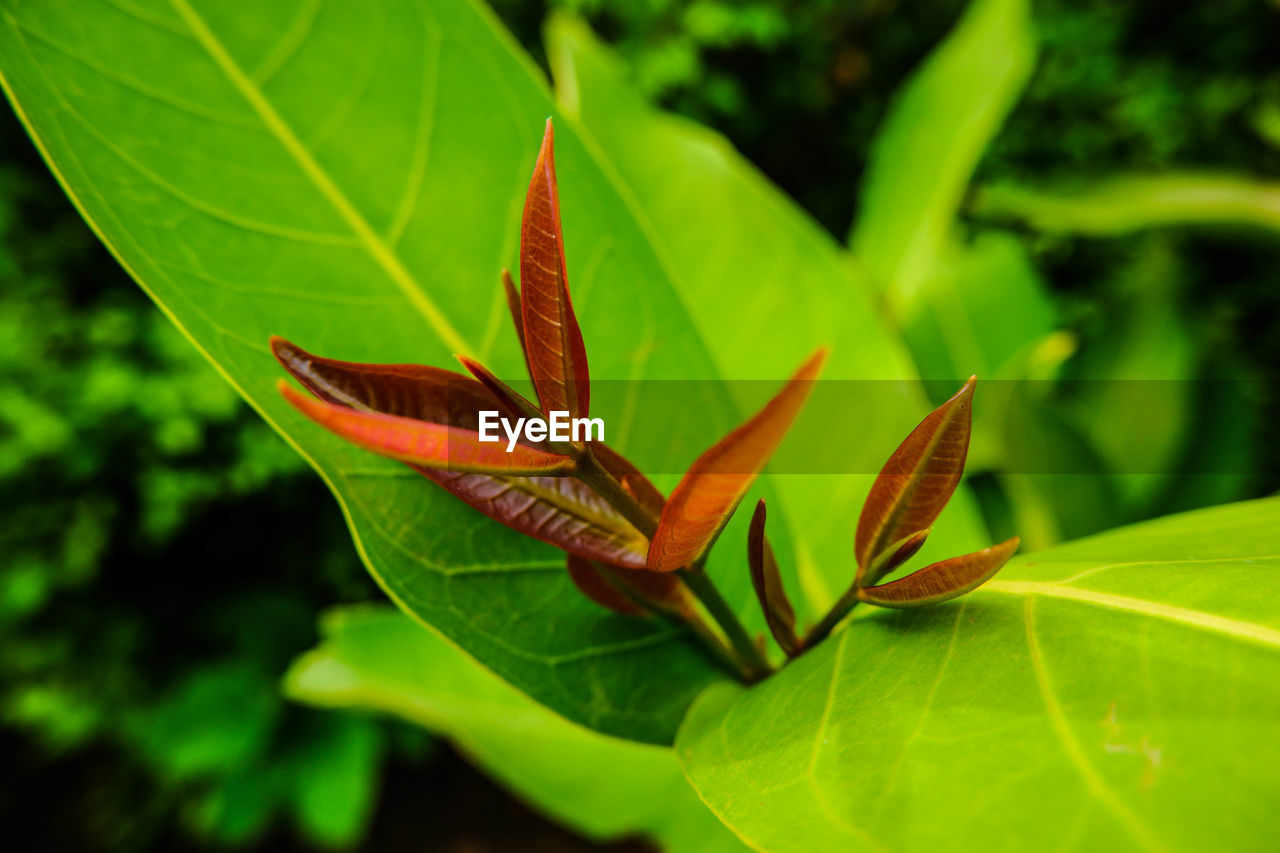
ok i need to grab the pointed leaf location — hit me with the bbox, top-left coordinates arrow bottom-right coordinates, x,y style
279,381 -> 572,475
855,376 -> 976,581
873,528 -> 931,580
521,119 -> 590,419
456,354 -> 544,424
647,350 -> 827,571
747,501 -> 800,657
275,339 -> 649,568
858,536 -> 1019,608
501,269 -> 535,384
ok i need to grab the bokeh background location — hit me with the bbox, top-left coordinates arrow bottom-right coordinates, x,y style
2,0 -> 1277,849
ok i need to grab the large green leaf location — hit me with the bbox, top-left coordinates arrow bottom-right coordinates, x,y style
850,0 -> 1036,312
677,497 -> 1280,851
0,0 -> 741,742
287,606 -> 748,853
0,0 -> 992,743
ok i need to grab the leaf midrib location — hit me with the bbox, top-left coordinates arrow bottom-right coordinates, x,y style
167,0 -> 472,356
985,580 -> 1280,649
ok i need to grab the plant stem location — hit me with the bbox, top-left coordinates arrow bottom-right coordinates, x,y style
803,585 -> 861,649
573,448 -> 658,538
682,566 -> 771,682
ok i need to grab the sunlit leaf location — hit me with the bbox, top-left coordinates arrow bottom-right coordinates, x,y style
521,119 -> 590,420
679,497 -> 1280,852
856,377 -> 975,583
858,536 -> 1018,607
648,350 -> 827,571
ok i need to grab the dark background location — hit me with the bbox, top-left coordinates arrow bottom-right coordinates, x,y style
2,0 -> 1276,849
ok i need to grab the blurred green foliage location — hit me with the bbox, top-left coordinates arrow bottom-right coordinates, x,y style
2,0 -> 1278,849
0,118 -> 422,848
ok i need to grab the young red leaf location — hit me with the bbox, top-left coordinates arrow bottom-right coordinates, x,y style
272,337 -> 650,567
566,553 -> 690,618
520,119 -> 590,419
857,537 -> 1020,608
456,354 -> 545,426
855,377 -> 976,581
500,268 -> 534,384
647,349 -> 827,571
748,501 -> 801,657
860,528 -> 931,590
279,381 -> 573,475
567,553 -> 650,617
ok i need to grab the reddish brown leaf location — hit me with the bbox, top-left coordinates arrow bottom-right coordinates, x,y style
272,337 -> 649,567
520,119 -> 590,419
860,528 -> 931,590
567,553 -> 650,617
748,501 -> 800,656
279,381 -> 572,475
858,537 -> 1019,608
647,349 -> 827,571
566,553 -> 689,617
456,355 -> 544,425
854,377 -> 976,580
500,268 -> 533,383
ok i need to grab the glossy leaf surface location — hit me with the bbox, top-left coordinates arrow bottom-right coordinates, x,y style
679,497 -> 1280,851
520,120 -> 590,419
747,501 -> 800,656
859,535 -> 1019,607
647,350 -> 826,571
855,377 -> 975,582
287,607 -> 747,852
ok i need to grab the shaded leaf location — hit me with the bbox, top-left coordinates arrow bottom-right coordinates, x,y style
279,381 -> 573,475
870,528 -> 931,579
747,501 -> 800,656
521,119 -> 590,419
567,553 -> 690,618
286,607 -> 749,852
858,536 -> 1018,607
567,553 -> 650,617
970,175 -> 1280,236
855,377 -> 975,583
647,350 -> 827,571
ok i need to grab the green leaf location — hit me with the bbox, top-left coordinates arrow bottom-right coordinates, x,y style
970,174 -> 1280,236
0,0 -> 737,742
287,606 -> 748,853
678,497 -> 1280,851
850,0 -> 1037,310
